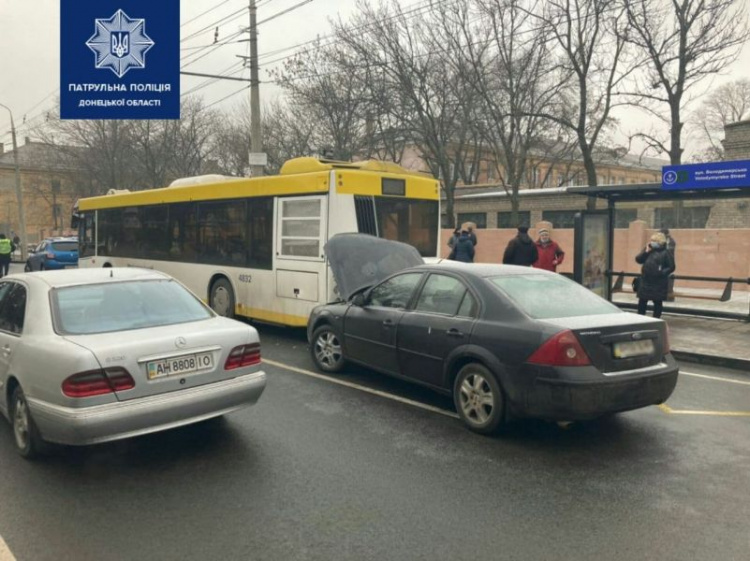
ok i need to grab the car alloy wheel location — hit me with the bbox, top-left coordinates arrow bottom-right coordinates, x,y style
311,325 -> 345,373
454,363 -> 505,434
11,386 -> 43,459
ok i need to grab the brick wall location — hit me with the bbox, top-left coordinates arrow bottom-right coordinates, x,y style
723,120 -> 750,160
452,193 -> 750,229
442,222 -> 750,292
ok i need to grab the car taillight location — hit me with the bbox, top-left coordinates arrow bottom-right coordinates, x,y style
62,368 -> 135,398
224,343 -> 261,370
527,330 -> 592,367
46,252 -> 55,259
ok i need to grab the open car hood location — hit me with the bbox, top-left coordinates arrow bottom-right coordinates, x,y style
325,234 -> 424,301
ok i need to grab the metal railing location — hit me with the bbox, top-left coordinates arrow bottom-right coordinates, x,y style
607,271 -> 750,322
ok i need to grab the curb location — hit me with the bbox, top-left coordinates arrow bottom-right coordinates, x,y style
671,349 -> 750,374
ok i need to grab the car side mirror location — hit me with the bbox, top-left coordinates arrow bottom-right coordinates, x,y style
351,293 -> 367,307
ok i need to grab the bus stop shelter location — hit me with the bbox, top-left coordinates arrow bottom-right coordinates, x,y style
566,159 -> 750,321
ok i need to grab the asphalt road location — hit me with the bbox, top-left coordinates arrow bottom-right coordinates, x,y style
0,315 -> 749,561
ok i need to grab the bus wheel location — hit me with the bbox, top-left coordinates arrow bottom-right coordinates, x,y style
210,278 -> 235,318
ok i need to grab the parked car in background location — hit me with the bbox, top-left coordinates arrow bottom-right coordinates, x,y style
24,237 -> 79,271
0,268 -> 267,459
308,234 -> 679,434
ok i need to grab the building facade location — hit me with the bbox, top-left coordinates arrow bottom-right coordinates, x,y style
0,138 -> 80,244
722,120 -> 750,160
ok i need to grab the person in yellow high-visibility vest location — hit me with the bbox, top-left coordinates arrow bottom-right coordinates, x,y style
0,233 -> 15,278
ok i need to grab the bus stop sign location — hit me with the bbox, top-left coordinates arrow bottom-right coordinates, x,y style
662,160 -> 750,191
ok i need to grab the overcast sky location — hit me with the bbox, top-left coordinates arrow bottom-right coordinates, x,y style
1,0 -> 748,157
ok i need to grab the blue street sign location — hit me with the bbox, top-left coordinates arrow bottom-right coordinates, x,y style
60,0 -> 180,119
662,160 -> 750,191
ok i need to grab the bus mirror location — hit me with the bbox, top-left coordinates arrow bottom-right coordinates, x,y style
71,214 -> 80,229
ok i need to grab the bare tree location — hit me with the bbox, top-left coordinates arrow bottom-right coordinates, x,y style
524,0 -> 636,208
336,0 -> 483,228
261,100 -> 318,173
622,0 -> 750,165
447,0 -> 570,224
271,41 -> 369,161
692,78 -> 750,161
35,109 -> 136,193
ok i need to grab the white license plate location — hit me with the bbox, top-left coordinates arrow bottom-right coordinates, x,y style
147,352 -> 214,379
613,339 -> 654,359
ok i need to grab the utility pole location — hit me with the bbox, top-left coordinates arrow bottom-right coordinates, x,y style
248,0 -> 264,177
0,103 -> 29,261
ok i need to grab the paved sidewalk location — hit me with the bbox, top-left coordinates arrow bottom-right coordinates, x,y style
661,314 -> 750,372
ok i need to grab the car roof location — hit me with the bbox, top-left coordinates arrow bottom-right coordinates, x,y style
415,261 -> 558,278
4,267 -> 171,288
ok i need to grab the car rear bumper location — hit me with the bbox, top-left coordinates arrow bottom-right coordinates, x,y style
27,370 -> 266,446
513,360 -> 678,421
45,259 -> 78,269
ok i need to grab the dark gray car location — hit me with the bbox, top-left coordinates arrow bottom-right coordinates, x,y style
308,234 -> 678,434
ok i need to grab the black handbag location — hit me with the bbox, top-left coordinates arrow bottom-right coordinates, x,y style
631,276 -> 641,292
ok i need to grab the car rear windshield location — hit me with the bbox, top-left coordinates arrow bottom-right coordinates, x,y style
51,241 -> 78,252
53,279 -> 212,334
489,274 -> 620,319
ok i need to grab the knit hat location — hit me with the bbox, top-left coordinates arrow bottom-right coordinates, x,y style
517,225 -> 529,234
539,228 -> 549,235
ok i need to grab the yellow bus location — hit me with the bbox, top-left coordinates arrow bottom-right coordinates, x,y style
74,157 -> 440,326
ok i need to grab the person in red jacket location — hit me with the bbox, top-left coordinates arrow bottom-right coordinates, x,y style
533,228 -> 565,272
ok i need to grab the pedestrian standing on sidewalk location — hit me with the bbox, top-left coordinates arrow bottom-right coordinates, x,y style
635,232 -> 675,318
502,225 -> 538,266
0,234 -> 15,278
532,228 -> 565,272
448,228 -> 475,263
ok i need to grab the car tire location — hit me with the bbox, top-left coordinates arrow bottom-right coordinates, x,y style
209,278 -> 235,318
310,325 -> 346,373
11,386 -> 45,460
453,363 -> 505,435
24,261 -> 31,272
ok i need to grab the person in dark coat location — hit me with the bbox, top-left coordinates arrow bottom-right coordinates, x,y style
635,232 -> 675,318
448,229 -> 475,263
503,225 -> 538,266
447,228 -> 461,249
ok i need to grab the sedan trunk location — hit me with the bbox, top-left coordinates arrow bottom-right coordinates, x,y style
64,318 -> 253,401
541,313 -> 668,374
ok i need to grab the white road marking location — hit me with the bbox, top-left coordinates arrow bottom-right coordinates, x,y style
262,359 -> 460,419
680,370 -> 750,386
0,535 -> 16,561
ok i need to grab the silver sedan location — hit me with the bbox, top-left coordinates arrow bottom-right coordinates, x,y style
0,268 -> 266,459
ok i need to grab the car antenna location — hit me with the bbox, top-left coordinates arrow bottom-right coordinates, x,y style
110,269 -> 113,278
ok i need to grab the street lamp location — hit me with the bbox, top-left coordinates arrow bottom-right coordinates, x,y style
0,103 -> 29,261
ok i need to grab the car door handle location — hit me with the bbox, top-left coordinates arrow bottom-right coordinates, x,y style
382,319 -> 394,326
446,328 -> 464,337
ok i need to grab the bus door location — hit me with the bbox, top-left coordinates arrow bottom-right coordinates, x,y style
275,195 -> 328,318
